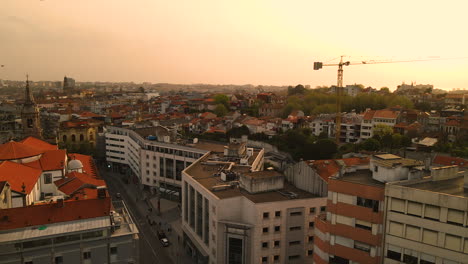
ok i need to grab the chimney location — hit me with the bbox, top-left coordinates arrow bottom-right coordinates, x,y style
97,186 -> 107,199
57,198 -> 64,208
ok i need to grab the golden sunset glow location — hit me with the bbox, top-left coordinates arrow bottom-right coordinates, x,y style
1,0 -> 468,90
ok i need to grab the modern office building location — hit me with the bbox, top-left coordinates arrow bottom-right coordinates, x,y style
384,165 -> 468,264
182,139 -> 328,264
105,125 -> 213,198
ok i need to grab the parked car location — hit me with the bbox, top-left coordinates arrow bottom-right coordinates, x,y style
160,237 -> 169,247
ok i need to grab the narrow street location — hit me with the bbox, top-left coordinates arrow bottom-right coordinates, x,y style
100,166 -> 179,264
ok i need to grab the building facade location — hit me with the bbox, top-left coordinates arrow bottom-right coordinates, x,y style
384,166 -> 468,264
182,140 -> 327,264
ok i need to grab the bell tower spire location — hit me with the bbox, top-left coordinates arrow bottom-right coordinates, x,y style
21,75 -> 42,139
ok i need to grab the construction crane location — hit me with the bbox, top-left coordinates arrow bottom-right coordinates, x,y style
313,55 -> 468,144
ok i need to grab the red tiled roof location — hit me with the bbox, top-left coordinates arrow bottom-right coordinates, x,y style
433,155 -> 468,168
0,141 -> 43,160
306,157 -> 370,181
55,172 -> 105,196
69,153 -> 99,178
0,161 -> 42,194
363,110 -> 375,120
20,137 -> 58,152
0,196 -> 111,230
374,109 -> 399,119
79,111 -> 103,118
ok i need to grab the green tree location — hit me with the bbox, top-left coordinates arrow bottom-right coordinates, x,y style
314,139 -> 338,159
214,94 -> 229,108
391,133 -> 403,149
401,135 -> 412,147
380,87 -> 390,93
287,84 -> 307,96
361,138 -> 381,151
373,124 -> 393,138
227,125 -> 250,138
214,104 -> 228,117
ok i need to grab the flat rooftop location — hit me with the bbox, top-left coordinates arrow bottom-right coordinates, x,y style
334,169 -> 385,187
373,155 -> 423,168
185,151 -> 318,203
398,176 -> 468,198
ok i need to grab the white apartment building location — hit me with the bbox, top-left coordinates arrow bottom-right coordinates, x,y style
105,126 -> 214,198
384,166 -> 468,264
182,139 -> 327,264
361,109 -> 401,140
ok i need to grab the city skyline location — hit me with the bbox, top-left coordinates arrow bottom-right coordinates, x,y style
1,0 -> 468,90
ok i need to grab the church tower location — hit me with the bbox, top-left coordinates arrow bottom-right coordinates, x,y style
21,76 -> 42,139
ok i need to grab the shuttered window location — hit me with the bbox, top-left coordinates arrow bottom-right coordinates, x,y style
422,229 -> 438,246
424,205 -> 440,220
405,225 -> 420,241
407,201 -> 422,217
444,234 -> 461,251
447,209 -> 464,226
391,198 -> 405,213
389,221 -> 404,237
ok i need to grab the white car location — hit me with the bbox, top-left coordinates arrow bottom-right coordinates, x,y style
160,237 -> 169,247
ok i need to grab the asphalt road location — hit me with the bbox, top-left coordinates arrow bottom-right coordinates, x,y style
101,169 -> 174,264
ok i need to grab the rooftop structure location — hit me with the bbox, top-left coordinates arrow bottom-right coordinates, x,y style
182,142 -> 327,264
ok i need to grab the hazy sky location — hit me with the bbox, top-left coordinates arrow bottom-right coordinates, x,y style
1,0 -> 467,90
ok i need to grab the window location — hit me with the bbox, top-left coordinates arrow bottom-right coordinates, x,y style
387,245 -> 401,261
357,197 -> 379,212
71,134 -> 76,142
274,226 -> 280,232
110,247 -> 117,255
354,241 -> 371,253
403,249 -> 418,264
320,206 -> 326,213
274,240 -> 280,247
289,226 -> 301,231
25,261 -> 33,264
55,256 -> 63,264
262,257 -> 268,263
309,221 -> 315,228
83,251 -> 91,259
288,255 -> 300,260
289,241 -> 300,246
290,211 -> 302,216
308,250 -> 313,256
275,211 -> 281,217
273,255 -> 279,261
262,227 -> 269,233
355,219 -> 372,231
308,236 -> 314,243
310,207 -> 316,214
262,242 -> 268,248
374,166 -> 378,172
44,173 -> 52,184
263,212 -> 269,219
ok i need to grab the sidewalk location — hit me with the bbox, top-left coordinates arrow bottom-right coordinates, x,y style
107,170 -> 194,264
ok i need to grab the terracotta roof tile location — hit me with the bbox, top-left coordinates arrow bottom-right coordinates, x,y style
0,161 -> 42,194
374,109 -> 400,119
433,155 -> 468,168
0,141 -> 43,160
20,137 -> 58,151
0,196 -> 111,230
